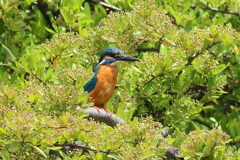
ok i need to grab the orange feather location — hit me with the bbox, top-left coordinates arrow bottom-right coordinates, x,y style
88,65 -> 118,108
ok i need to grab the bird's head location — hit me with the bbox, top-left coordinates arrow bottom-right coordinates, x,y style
98,47 -> 139,66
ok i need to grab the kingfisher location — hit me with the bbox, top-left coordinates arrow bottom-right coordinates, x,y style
84,47 -> 139,113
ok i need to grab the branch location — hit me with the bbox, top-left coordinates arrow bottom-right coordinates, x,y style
143,73 -> 164,87
177,3 -> 240,16
54,141 -> 111,154
85,0 -> 121,11
99,1 -> 121,11
83,107 -> 125,127
165,147 -> 182,160
186,51 -> 201,66
206,41 -> 222,50
136,47 -> 159,52
51,140 -> 182,159
190,5 -> 240,17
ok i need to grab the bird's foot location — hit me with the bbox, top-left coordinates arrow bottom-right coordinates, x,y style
103,107 -> 112,114
90,106 -> 112,114
90,106 -> 100,112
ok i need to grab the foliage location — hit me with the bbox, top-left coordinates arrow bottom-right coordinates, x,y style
180,129 -> 233,159
0,0 -> 240,159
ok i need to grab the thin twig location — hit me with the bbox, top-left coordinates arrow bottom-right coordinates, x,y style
144,73 -> 164,87
136,47 -> 159,52
206,41 -> 222,50
40,126 -> 92,132
54,142 -> 111,154
190,5 -> 240,17
99,1 -> 121,11
34,74 -> 44,83
177,3 -> 240,16
41,126 -> 70,129
86,0 -> 121,11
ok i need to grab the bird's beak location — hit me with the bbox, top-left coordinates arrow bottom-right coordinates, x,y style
116,55 -> 139,61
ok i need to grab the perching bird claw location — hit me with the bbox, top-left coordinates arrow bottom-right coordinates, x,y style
90,106 -> 101,112
90,106 -> 112,114
102,107 -> 112,114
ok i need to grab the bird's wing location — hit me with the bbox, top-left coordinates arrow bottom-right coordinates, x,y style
84,66 -> 100,93
93,65 -> 100,73
84,75 -> 97,93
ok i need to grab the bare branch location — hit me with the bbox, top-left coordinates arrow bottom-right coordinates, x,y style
177,3 -> 240,17
165,147 -> 182,160
54,141 -> 111,154
83,107 -> 125,127
136,47 -> 159,52
190,5 -> 240,16
206,41 -> 222,50
144,73 -> 164,87
86,0 -> 122,11
99,1 -> 122,11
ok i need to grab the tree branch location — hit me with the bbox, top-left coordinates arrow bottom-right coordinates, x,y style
190,5 -> 240,17
165,147 -> 182,160
98,1 -> 121,11
51,140 -> 182,159
83,107 -> 125,127
206,41 -> 222,50
176,3 -> 240,16
136,47 -> 159,52
54,141 -> 111,154
85,0 -> 121,11
143,73 -> 164,87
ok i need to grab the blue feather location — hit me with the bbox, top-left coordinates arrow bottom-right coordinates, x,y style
84,66 -> 100,93
100,58 -> 116,65
98,47 -> 124,63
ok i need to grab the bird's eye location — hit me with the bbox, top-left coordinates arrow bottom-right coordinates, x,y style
115,54 -> 120,58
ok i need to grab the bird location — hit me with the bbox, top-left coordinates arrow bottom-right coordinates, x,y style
84,47 -> 139,113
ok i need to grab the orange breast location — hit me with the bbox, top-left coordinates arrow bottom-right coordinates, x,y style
88,65 -> 118,107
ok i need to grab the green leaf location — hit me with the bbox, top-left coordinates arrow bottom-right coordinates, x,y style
0,127 -> 9,136
166,5 -> 180,24
160,44 -> 171,67
59,150 -> 68,159
140,152 -> 157,159
32,145 -> 47,158
9,142 -> 21,152
181,2 -> 192,13
212,64 -> 229,75
83,2 -> 92,18
2,44 -> 16,61
48,147 -> 64,151
45,27 -> 56,34
44,68 -> 54,81
107,154 -> 123,160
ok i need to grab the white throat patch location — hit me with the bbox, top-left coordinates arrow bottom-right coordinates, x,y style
109,61 -> 121,66
99,59 -> 121,66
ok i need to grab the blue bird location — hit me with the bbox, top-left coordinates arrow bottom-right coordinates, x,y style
84,47 -> 139,113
